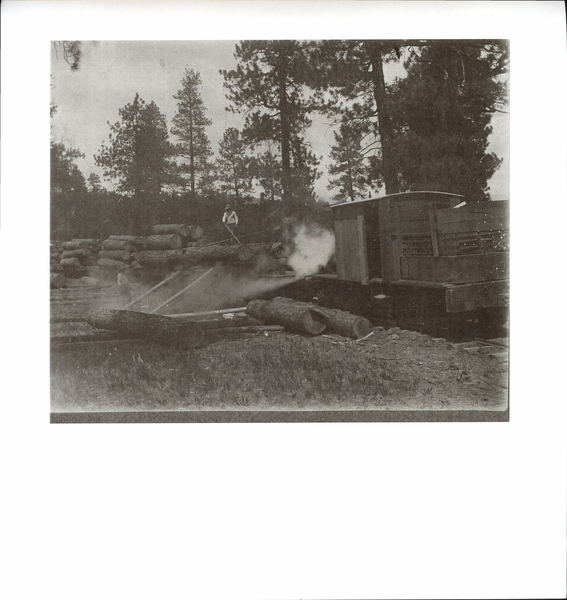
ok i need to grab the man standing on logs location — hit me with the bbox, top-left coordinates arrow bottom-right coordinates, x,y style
222,204 -> 239,244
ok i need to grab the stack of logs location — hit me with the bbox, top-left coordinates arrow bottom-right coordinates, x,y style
51,223 -> 285,286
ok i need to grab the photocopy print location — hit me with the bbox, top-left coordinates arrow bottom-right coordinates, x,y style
50,40 -> 510,423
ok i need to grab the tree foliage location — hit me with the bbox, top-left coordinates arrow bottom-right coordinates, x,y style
249,141 -> 282,202
222,41 -> 320,207
388,41 -> 508,201
215,127 -> 253,202
327,120 -> 373,202
52,41 -> 83,71
94,93 -> 176,198
171,68 -> 213,196
308,39 -> 508,200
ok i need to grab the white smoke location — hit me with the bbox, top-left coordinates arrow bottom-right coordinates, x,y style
287,223 -> 335,277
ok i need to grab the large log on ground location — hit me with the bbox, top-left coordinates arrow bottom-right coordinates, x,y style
132,250 -> 186,267
109,235 -> 146,247
61,249 -> 92,259
246,299 -> 326,335
181,245 -> 244,266
80,276 -> 106,287
62,240 -> 89,250
271,297 -> 373,339
85,309 -> 203,349
59,257 -> 82,268
152,224 -> 190,237
99,249 -> 132,261
50,272 -> 67,289
145,234 -> 183,250
97,258 -> 129,270
101,239 -> 134,251
72,238 -> 101,250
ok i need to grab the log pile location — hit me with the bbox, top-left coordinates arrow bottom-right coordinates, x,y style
50,221 -> 284,280
246,297 -> 373,339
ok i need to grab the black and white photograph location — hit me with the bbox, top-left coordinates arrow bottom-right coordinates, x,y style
49,37 -> 510,422
1,2 -> 566,600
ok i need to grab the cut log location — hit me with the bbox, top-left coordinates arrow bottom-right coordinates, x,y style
182,245 -> 245,265
109,235 -> 146,246
72,238 -> 96,244
235,244 -> 255,261
152,224 -> 190,237
188,238 -> 212,248
99,250 -> 132,261
61,249 -> 92,259
271,297 -> 373,339
50,272 -> 67,289
59,257 -> 82,268
85,309 -> 203,349
145,234 -> 183,250
132,250 -> 186,267
246,299 -> 326,335
186,225 -> 204,241
80,276 -> 113,288
97,258 -> 128,270
62,240 -> 89,250
101,239 -> 134,251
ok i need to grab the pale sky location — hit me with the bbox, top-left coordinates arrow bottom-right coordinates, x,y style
51,40 -> 510,201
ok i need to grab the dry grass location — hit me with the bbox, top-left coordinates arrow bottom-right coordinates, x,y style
51,332 -> 421,412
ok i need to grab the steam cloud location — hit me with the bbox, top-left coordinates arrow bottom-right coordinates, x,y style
287,223 -> 336,277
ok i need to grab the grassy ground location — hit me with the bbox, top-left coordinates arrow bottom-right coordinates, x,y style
50,280 -> 509,414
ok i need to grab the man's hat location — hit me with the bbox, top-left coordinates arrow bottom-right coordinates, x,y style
225,204 -> 231,210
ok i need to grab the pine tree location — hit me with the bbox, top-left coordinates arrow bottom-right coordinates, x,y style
94,93 -> 176,199
327,120 -> 371,202
215,128 -> 252,203
171,68 -> 213,196
222,41 -> 320,207
250,141 -> 282,202
388,41 -> 508,201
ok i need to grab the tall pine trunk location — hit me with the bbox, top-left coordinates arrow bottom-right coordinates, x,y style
366,41 -> 399,195
278,61 -> 292,206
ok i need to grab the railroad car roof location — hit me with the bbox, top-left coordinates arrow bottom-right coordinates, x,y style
330,191 -> 464,210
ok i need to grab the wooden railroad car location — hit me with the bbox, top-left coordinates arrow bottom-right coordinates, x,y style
292,191 -> 509,334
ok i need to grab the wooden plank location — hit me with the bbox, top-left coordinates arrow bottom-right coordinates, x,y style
400,254 -> 509,284
357,213 -> 369,284
333,208 -> 367,283
436,219 -> 508,235
378,197 -> 396,283
391,205 -> 403,281
445,280 -> 509,312
428,204 -> 439,257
